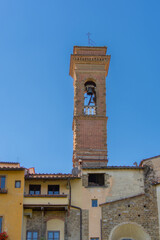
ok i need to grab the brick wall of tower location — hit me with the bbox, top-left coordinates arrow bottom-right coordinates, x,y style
73,117 -> 107,150
70,46 -> 110,167
73,72 -> 107,116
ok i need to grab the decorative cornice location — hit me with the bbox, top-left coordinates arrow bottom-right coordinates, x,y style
73,115 -> 108,120
73,46 -> 107,54
70,54 -> 111,78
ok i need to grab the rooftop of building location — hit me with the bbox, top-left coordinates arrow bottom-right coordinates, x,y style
139,155 -> 160,166
0,162 -> 25,171
25,173 -> 80,180
82,165 -> 144,170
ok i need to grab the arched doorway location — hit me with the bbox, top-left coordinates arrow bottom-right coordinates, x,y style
109,222 -> 151,240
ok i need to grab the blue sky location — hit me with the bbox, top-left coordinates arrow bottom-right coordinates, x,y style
0,0 -> 160,173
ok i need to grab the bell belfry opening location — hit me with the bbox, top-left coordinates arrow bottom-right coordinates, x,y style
84,81 -> 96,115
70,46 -> 111,167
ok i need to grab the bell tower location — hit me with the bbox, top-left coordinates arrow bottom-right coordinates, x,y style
70,46 -> 110,167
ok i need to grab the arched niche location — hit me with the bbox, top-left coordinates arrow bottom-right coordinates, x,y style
46,218 -> 64,240
109,222 -> 151,240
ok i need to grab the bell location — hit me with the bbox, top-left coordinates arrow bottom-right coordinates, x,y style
87,87 -> 93,95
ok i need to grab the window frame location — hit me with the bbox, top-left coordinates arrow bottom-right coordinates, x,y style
0,216 -> 3,233
92,199 -> 98,207
29,184 -> 41,195
26,230 -> 38,240
48,185 -> 60,195
88,173 -> 104,187
0,176 -> 6,190
15,180 -> 21,188
47,231 -> 60,240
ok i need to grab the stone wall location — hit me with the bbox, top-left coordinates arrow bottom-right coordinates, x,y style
26,210 -> 66,239
65,209 -> 89,240
25,208 -> 89,240
66,209 -> 80,240
101,165 -> 159,240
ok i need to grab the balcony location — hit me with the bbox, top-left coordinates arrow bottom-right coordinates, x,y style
24,194 -> 69,210
84,106 -> 96,115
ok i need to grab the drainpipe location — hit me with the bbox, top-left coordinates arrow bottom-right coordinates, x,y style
100,219 -> 102,240
68,178 -> 82,240
41,207 -> 44,238
68,179 -> 71,208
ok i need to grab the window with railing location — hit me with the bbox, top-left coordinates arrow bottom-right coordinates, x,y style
48,185 -> 59,195
29,185 -> 41,195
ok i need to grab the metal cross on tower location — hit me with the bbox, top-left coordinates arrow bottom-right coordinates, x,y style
86,32 -> 96,46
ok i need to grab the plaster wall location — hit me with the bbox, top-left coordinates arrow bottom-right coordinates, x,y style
0,170 -> 24,240
70,169 -> 144,239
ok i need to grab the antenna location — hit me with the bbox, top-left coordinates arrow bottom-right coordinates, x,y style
86,32 -> 96,46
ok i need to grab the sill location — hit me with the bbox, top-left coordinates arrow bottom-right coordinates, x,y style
24,194 -> 67,198
0,189 -> 8,194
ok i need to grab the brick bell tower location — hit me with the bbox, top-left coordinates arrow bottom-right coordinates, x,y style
70,46 -> 110,167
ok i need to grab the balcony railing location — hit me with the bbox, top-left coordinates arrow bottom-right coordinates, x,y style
84,106 -> 96,115
24,194 -> 69,206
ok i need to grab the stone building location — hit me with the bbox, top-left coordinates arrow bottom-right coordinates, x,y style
0,46 -> 160,240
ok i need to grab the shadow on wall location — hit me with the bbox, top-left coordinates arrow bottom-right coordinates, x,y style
109,222 -> 151,240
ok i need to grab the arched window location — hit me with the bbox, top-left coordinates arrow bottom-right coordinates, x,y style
84,81 -> 96,115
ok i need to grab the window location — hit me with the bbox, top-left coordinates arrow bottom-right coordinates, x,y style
48,185 -> 59,195
90,238 -> 99,240
0,176 -> 6,189
0,217 -> 2,233
88,174 -> 104,186
29,185 -> 41,195
27,231 -> 38,240
48,231 -> 60,240
92,199 -> 98,207
15,180 -> 21,188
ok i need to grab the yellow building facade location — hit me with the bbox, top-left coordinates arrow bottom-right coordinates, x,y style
0,162 -> 25,240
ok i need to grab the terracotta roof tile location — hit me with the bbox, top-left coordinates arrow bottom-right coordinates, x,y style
0,161 -> 19,164
25,173 -> 79,180
0,167 -> 25,171
82,166 -> 143,170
